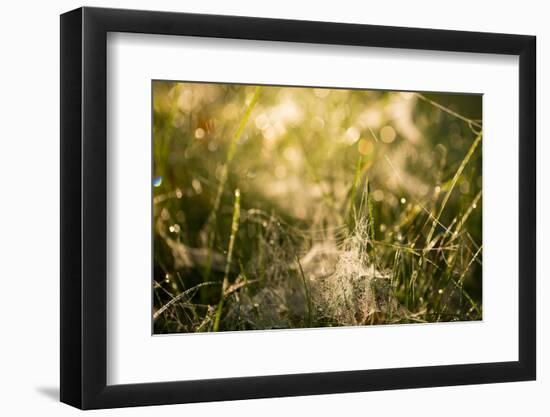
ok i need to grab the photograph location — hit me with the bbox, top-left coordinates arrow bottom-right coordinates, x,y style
152,81 -> 483,334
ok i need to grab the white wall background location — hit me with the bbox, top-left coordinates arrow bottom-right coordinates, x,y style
0,0 -> 545,415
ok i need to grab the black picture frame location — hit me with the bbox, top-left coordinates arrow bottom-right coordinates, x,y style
60,6 -> 536,410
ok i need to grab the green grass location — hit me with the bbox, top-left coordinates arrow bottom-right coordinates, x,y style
213,188 -> 241,331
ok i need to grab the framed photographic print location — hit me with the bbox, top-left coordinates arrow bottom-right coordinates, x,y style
60,6 -> 536,409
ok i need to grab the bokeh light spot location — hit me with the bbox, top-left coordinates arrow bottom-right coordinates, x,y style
358,138 -> 373,155
194,128 -> 205,139
153,176 -> 162,187
345,126 -> 361,144
380,125 -> 397,143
